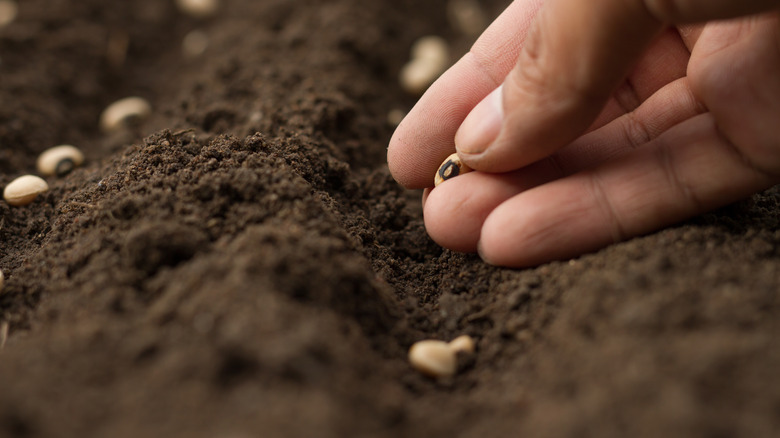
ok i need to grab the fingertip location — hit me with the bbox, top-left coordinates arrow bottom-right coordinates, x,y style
423,181 -> 481,253
421,187 -> 431,208
387,126 -> 419,188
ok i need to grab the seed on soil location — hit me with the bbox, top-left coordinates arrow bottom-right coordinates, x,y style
411,36 -> 449,67
99,97 -> 152,133
3,175 -> 48,206
182,30 -> 210,58
36,145 -> 85,176
447,0 -> 488,37
175,0 -> 219,18
408,340 -> 456,378
448,335 -> 475,354
399,36 -> 450,96
0,0 -> 17,28
434,152 -> 472,186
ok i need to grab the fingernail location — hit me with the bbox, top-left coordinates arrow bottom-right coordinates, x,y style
455,85 -> 503,155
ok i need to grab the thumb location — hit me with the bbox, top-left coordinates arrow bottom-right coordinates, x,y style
454,0 -> 662,172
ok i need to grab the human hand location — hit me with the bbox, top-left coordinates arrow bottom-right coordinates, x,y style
388,0 -> 780,267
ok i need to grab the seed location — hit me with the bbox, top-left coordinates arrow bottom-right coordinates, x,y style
0,0 -> 17,28
434,152 -> 472,186
99,97 -> 152,133
0,269 -> 4,294
3,175 -> 48,207
175,0 -> 219,18
408,340 -> 456,378
36,145 -> 85,176
399,36 -> 450,96
411,36 -> 449,67
448,335 -> 476,354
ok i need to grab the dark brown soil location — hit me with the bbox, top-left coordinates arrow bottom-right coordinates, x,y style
1,1 -> 778,437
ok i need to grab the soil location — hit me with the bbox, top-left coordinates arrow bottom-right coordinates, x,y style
0,1 -> 778,437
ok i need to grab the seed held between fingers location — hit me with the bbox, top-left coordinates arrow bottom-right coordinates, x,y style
434,152 -> 472,186
99,97 -> 152,133
3,175 -> 48,206
37,145 -> 85,176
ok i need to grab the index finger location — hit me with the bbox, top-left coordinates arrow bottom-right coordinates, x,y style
387,0 -> 542,189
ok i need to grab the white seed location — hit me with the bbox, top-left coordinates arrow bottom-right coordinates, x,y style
400,36 -> 450,96
411,36 -> 449,66
182,30 -> 210,58
175,0 -> 219,18
36,145 -> 85,176
447,0 -> 488,37
4,175 -> 48,207
448,335 -> 476,354
0,0 -> 18,28
434,152 -> 472,186
408,340 -> 456,378
99,97 -> 152,133
399,58 -> 443,96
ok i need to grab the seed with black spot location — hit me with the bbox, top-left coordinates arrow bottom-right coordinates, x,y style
36,145 -> 85,176
434,152 -> 472,186
3,175 -> 48,206
100,97 -> 152,133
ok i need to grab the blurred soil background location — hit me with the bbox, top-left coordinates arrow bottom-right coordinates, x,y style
0,0 -> 778,437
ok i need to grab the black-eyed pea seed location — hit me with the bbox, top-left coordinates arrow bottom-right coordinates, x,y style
399,59 -> 441,96
448,335 -> 476,354
36,145 -> 85,177
3,175 -> 48,207
99,97 -> 152,133
400,36 -> 450,96
408,340 -> 456,378
175,0 -> 219,18
434,152 -> 472,186
411,36 -> 449,66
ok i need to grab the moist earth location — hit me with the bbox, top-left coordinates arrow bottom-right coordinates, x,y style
0,1 -> 778,437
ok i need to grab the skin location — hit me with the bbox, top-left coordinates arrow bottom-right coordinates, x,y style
387,0 -> 780,267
